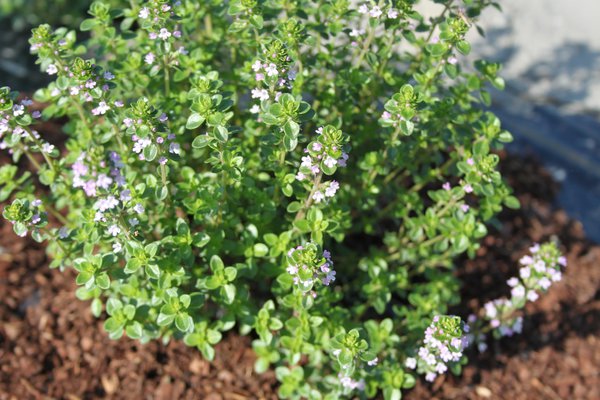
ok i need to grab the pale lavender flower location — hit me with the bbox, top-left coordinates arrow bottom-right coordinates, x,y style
107,224 -> 121,236
145,52 -> 156,65
46,64 -> 58,75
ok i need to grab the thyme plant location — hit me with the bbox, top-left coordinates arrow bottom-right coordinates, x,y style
0,1 -> 565,398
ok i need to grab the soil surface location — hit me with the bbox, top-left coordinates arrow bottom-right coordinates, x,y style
1,153 -> 599,400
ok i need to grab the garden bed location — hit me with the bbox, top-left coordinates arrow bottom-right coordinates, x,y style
1,153 -> 599,399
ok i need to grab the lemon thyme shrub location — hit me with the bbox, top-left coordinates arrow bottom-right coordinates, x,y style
0,0 -> 566,398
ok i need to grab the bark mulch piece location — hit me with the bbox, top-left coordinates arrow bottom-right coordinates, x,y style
1,153 -> 599,399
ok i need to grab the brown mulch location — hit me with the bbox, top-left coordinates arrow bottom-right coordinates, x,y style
1,153 -> 599,399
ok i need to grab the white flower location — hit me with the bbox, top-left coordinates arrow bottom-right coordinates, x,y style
301,155 -> 313,168
133,203 -> 145,214
312,191 -> 325,203
251,60 -> 262,72
265,63 -> 278,76
349,28 -> 365,38
46,64 -> 58,75
251,88 -> 269,101
138,7 -> 150,19
145,52 -> 155,65
41,143 -> 55,154
405,357 -> 417,369
158,28 -> 172,40
388,9 -> 399,19
107,224 -> 121,236
250,104 -> 260,114
92,101 -> 110,115
12,105 -> 25,117
358,4 -> 369,14
169,142 -> 181,155
527,291 -> 539,302
324,156 -> 337,168
113,242 -> 122,253
369,6 -> 383,18
325,181 -> 339,197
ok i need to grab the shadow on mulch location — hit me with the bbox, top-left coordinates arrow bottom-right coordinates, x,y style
1,152 -> 599,400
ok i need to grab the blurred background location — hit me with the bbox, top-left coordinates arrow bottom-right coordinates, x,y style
2,0 -> 599,240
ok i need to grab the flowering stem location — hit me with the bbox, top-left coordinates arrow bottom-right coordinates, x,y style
25,128 -> 56,174
407,0 -> 454,76
163,55 -> 171,98
365,124 -> 402,186
45,204 -> 68,225
294,171 -> 322,222
22,146 -> 43,172
355,26 -> 375,69
160,162 -> 168,190
41,227 -> 69,253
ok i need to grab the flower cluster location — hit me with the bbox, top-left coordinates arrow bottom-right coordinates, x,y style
286,242 -> 336,295
339,373 -> 365,391
406,315 -> 467,382
138,1 -> 181,41
296,125 -> 349,203
467,242 -> 566,349
249,58 -> 297,111
2,198 -> 47,237
357,2 -> 399,20
0,88 -> 56,158
123,99 -> 176,164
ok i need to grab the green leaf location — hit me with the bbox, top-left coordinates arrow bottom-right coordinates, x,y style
255,357 -> 270,373
283,134 -> 298,151
214,126 -> 229,142
210,255 -> 224,271
224,266 -> 237,282
286,201 -> 302,213
206,329 -> 222,344
283,120 -> 299,138
253,243 -> 269,257
124,258 -> 142,274
223,284 -> 236,304
192,135 -> 210,148
80,18 -> 98,31
383,388 -> 402,400
95,272 -> 110,290
456,40 -> 471,55
104,317 -> 123,334
157,313 -> 175,327
504,195 -> 520,209
143,144 -> 158,161
200,342 -> 215,361
175,313 -> 193,332
186,113 -> 205,129
91,298 -> 103,317
145,263 -> 161,279
126,322 -> 143,339
249,14 -> 264,29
